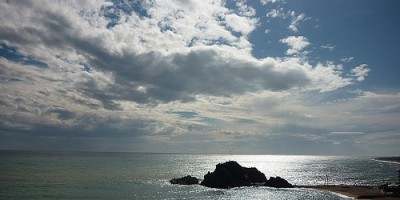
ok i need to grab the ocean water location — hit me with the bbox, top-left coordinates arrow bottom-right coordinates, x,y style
0,151 -> 399,199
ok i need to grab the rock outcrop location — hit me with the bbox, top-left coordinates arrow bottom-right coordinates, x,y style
200,161 -> 267,189
265,176 -> 294,188
170,161 -> 294,189
170,175 -> 199,185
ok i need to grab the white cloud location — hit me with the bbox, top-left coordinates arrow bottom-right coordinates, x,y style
289,12 -> 307,32
266,8 -> 286,18
340,57 -> 354,63
237,90 -> 400,152
321,44 -> 335,51
280,36 -> 310,55
0,0 -> 389,154
224,13 -> 258,35
0,0 -> 368,107
265,9 -> 307,32
351,64 -> 370,81
261,0 -> 284,5
235,0 -> 256,17
0,0 -> 357,105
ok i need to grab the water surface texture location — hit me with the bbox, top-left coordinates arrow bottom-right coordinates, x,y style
1,151 -> 399,199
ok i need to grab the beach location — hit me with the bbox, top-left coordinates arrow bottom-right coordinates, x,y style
303,185 -> 400,199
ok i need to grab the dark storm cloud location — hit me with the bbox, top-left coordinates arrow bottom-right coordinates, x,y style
81,48 -> 311,105
0,113 -> 168,152
0,111 -> 160,139
46,106 -> 75,120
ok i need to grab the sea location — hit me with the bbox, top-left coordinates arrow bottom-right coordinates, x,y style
1,151 -> 399,200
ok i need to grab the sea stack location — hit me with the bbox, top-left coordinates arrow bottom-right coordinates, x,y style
170,175 -> 199,185
200,161 -> 267,188
170,161 -> 294,189
265,176 -> 294,188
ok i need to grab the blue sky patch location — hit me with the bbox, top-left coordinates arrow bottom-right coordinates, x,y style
0,43 -> 48,68
167,111 -> 199,119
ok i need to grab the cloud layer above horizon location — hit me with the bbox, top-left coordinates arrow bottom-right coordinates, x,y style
0,0 -> 399,155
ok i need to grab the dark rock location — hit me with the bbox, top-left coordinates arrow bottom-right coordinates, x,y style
246,167 -> 268,183
200,161 -> 267,189
265,176 -> 294,188
170,161 -> 294,189
170,175 -> 199,185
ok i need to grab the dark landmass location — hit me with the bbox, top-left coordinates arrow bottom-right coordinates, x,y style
265,176 -> 294,188
170,161 -> 293,189
170,175 -> 199,185
375,157 -> 400,163
200,161 -> 267,188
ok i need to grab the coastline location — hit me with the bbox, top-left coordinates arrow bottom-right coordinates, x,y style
374,157 -> 400,164
301,185 -> 400,199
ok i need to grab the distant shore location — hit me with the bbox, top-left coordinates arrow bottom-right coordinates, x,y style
301,185 -> 400,199
375,157 -> 400,163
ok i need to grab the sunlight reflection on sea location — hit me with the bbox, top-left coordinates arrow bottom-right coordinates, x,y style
1,151 -> 399,199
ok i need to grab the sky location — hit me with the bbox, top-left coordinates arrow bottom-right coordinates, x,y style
0,0 -> 399,155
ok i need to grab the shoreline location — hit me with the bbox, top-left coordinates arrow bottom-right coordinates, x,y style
374,157 -> 400,164
300,185 -> 400,199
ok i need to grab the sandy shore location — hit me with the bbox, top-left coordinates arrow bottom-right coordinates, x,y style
300,185 -> 400,199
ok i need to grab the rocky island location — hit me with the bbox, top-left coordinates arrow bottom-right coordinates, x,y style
170,161 -> 293,189
170,175 -> 199,185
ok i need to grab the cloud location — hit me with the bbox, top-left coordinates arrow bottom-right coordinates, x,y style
321,44 -> 335,51
261,0 -> 284,5
0,0 -> 391,154
289,12 -> 307,32
46,106 -> 76,120
266,8 -> 286,18
280,36 -> 310,55
0,0 -> 368,106
0,0 -> 360,106
224,13 -> 258,35
235,0 -> 256,17
0,1 -> 369,112
265,8 -> 307,32
351,64 -> 370,81
331,132 -> 364,135
340,57 -> 354,63
237,90 -> 400,153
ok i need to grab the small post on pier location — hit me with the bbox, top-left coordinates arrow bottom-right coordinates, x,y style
397,169 -> 400,184
325,174 -> 329,185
